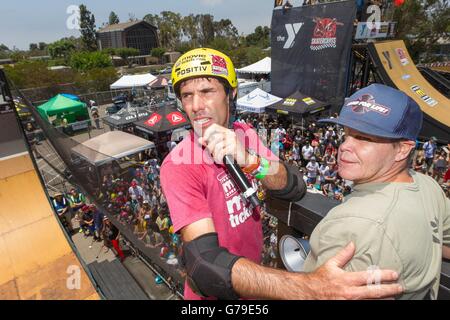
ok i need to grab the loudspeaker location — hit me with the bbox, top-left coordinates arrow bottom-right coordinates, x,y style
279,235 -> 311,272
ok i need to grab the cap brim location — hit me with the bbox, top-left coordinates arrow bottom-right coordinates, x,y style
318,117 -> 407,140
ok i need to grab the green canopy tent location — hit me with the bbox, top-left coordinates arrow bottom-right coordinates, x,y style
37,94 -> 89,124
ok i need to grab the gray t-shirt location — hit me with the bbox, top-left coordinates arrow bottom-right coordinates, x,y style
304,171 -> 450,299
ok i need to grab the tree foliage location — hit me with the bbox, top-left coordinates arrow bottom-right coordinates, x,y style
79,4 -> 97,51
109,11 -> 120,25
145,11 -> 241,50
115,47 -> 140,67
69,51 -> 112,71
3,60 -> 75,89
245,26 -> 271,48
151,47 -> 166,58
47,39 -> 76,60
74,67 -> 118,92
394,0 -> 450,62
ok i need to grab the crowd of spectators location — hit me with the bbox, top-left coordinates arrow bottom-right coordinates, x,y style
95,156 -> 182,267
236,112 -> 450,200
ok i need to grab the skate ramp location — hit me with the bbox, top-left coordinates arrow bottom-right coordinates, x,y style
369,40 -> 450,142
0,106 -> 99,300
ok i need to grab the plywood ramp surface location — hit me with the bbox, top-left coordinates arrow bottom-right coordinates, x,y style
0,154 -> 99,300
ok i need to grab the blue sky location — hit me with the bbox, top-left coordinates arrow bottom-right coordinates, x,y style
0,0 -> 280,50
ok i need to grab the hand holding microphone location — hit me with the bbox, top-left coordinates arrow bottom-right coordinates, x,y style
198,124 -> 261,209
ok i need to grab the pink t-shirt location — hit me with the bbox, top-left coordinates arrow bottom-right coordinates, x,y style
160,123 -> 278,300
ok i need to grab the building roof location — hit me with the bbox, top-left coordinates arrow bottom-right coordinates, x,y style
98,20 -> 157,33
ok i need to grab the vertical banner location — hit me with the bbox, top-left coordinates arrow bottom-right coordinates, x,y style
271,1 -> 356,108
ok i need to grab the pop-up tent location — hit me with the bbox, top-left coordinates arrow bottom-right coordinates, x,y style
134,103 -> 189,134
236,57 -> 271,74
110,73 -> 157,89
266,91 -> 330,117
147,75 -> 169,89
102,106 -> 151,130
236,88 -> 282,113
71,131 -> 155,166
36,94 -> 89,123
61,93 -> 81,101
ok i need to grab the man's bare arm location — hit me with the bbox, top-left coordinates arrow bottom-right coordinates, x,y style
182,218 -> 403,300
260,160 -> 288,191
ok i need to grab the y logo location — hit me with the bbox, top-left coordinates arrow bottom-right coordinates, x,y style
284,23 -> 304,49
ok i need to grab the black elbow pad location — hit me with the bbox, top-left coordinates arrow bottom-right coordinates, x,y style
181,232 -> 241,300
267,162 -> 306,202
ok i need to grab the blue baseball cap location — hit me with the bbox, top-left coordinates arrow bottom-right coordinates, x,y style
319,84 -> 423,141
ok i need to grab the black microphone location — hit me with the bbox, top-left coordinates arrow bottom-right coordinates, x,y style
223,155 -> 261,210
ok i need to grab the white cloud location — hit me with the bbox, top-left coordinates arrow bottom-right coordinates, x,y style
201,0 -> 224,6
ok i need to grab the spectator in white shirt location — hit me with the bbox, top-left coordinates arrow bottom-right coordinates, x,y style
306,156 -> 319,185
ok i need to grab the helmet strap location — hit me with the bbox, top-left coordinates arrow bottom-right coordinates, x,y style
228,91 -> 237,129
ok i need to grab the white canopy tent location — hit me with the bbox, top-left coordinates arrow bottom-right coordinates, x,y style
110,73 -> 157,89
236,88 -> 282,113
71,131 -> 155,166
236,57 -> 271,74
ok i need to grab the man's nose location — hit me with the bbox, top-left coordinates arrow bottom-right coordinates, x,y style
339,135 -> 354,153
191,94 -> 206,113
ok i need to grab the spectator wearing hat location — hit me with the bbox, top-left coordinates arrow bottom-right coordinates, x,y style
69,189 -> 86,231
52,192 -> 73,233
128,180 -> 145,201
423,136 -> 438,173
303,84 -> 450,299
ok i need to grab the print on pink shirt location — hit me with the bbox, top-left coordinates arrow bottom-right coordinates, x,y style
218,171 -> 258,228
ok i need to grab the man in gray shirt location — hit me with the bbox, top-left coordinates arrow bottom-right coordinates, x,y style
304,84 -> 450,299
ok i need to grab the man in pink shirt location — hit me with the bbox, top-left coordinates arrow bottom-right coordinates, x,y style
160,48 -> 402,300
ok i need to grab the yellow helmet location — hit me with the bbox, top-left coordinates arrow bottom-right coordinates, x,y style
171,48 -> 237,94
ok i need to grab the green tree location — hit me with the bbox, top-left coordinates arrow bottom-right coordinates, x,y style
79,4 -> 97,51
394,0 -> 450,62
245,26 -> 271,48
109,11 -> 120,25
182,14 -> 200,48
158,11 -> 183,49
175,42 -> 194,54
0,44 -> 10,51
101,48 -> 116,56
199,14 -> 215,46
214,19 -> 239,46
115,47 -> 140,67
151,47 -> 166,63
38,42 -> 47,51
4,60 -> 56,88
9,51 -> 26,63
74,66 -> 118,92
143,13 -> 160,28
29,43 -> 38,51
208,37 -> 233,56
69,51 -> 112,71
48,39 -> 76,60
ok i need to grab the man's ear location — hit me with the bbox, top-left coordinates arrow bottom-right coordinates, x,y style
232,88 -> 237,100
395,140 -> 415,162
